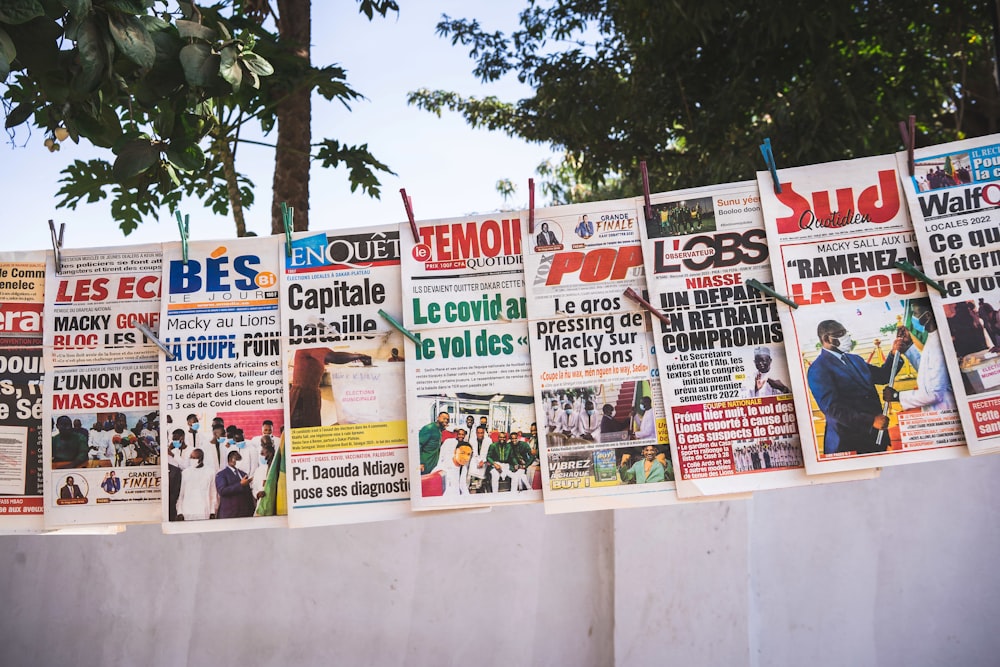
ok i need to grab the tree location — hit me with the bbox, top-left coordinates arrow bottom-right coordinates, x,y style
0,0 -> 396,236
410,1 -> 1000,201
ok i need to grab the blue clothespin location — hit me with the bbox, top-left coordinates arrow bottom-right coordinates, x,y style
48,219 -> 65,274
175,210 -> 190,265
378,309 -> 421,345
895,260 -> 946,295
134,322 -> 176,361
759,138 -> 782,194
281,202 -> 294,257
746,279 -> 798,309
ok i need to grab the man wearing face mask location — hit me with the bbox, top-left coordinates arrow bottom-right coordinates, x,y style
633,396 -> 656,441
882,300 -> 956,413
576,401 -> 601,441
176,448 -> 217,521
808,319 -> 905,455
166,428 -> 190,469
215,450 -> 255,518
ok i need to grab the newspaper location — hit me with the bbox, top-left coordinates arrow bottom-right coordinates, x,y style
640,181 -> 877,495
758,154 -> 967,474
896,134 -> 1000,454
159,236 -> 287,532
0,251 -> 45,531
42,245 -> 163,527
400,213 -> 542,509
281,226 -> 413,527
524,199 -> 685,512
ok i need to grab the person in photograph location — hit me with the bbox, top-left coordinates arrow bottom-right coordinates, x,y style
949,301 -> 991,357
252,437 -> 275,513
387,347 -> 404,362
177,448 -> 217,521
59,475 -> 85,499
419,411 -> 450,474
167,456 -> 182,522
882,300 -> 956,412
742,347 -> 791,397
576,400 -> 601,441
288,348 -> 373,427
536,221 -> 558,246
100,471 -> 121,494
437,441 -> 473,497
52,415 -> 89,469
166,428 -> 189,470
633,396 -> 656,440
600,404 -> 627,435
574,214 -> 594,239
215,450 -> 255,519
807,319 -> 904,455
619,445 -> 667,483
468,425 -> 492,493
487,431 -> 529,493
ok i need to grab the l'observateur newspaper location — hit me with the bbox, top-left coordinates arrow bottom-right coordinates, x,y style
758,154 -> 966,474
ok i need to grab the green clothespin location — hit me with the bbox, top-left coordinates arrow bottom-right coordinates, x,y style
378,309 -> 420,345
746,278 -> 798,309
281,202 -> 294,257
175,211 -> 190,265
895,260 -> 947,294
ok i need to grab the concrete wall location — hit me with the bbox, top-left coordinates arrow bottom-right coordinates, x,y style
2,455 -> 998,666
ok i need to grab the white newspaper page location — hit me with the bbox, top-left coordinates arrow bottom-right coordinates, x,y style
758,154 -> 967,474
897,134 -> 1000,454
524,199 -> 685,512
0,251 -> 45,532
640,182 -> 877,496
159,236 -> 287,532
282,226 -> 414,527
400,213 -> 542,510
43,245 -> 162,527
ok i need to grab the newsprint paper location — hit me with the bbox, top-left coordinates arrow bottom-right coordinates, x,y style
524,198 -> 683,512
758,154 -> 967,474
282,225 -> 413,527
400,214 -> 542,510
159,236 -> 286,532
897,134 -> 1000,454
640,181 -> 876,496
43,245 -> 162,527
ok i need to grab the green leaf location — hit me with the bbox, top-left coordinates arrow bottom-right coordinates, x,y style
218,43 -> 241,91
179,42 -> 218,87
73,16 -> 107,94
239,51 -> 273,77
59,0 -> 92,14
175,19 -> 215,41
112,138 -> 159,180
101,0 -> 147,14
0,27 -> 15,80
107,11 -> 155,69
4,102 -> 33,128
0,0 -> 44,25
165,141 -> 205,171
163,161 -> 181,187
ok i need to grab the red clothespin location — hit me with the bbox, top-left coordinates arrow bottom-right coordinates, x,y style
623,287 -> 673,328
640,161 -> 652,220
898,115 -> 916,177
400,188 -> 419,243
528,178 -> 535,235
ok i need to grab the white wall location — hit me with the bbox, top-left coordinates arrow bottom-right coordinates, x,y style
2,455 -> 998,666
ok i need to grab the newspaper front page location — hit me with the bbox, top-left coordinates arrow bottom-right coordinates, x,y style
524,199 -> 684,512
400,213 -> 542,510
640,182 -> 876,495
897,134 -> 1000,454
0,251 -> 46,532
282,226 -> 413,527
42,245 -> 163,527
159,237 -> 286,532
758,154 -> 967,474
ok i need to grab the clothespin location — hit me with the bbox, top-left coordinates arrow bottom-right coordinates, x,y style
528,178 -> 535,235
174,210 -> 190,265
48,220 -> 65,274
622,287 -> 674,328
378,309 -> 421,345
134,322 -> 176,361
281,202 -> 294,257
895,260 -> 946,294
898,115 -> 916,177
759,138 -> 781,194
745,279 -> 798,309
400,188 -> 419,243
640,161 -> 653,221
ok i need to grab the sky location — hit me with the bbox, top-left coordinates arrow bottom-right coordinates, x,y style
0,2 -> 554,252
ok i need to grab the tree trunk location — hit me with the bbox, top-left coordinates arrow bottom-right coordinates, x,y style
271,0 -> 311,234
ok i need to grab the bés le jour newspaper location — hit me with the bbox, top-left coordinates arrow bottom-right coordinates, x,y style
0,251 -> 45,532
400,214 -> 542,510
524,198 -> 684,512
758,154 -> 967,474
281,225 -> 413,527
42,245 -> 163,527
640,181 -> 876,496
897,133 -> 1000,454
159,236 -> 286,532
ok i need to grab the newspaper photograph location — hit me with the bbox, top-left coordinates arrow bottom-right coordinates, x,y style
897,134 -> 1000,454
400,214 -> 542,509
640,181 -> 876,496
524,199 -> 686,512
758,154 -> 967,474
281,225 -> 413,527
42,246 -> 163,527
0,251 -> 45,532
159,236 -> 286,532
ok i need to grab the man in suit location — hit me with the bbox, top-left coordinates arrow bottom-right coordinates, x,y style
807,319 -> 903,456
214,450 -> 255,519
536,222 -> 558,246
59,476 -> 84,499
574,214 -> 594,239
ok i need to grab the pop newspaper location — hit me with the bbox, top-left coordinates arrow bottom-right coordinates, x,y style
758,154 -> 967,474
